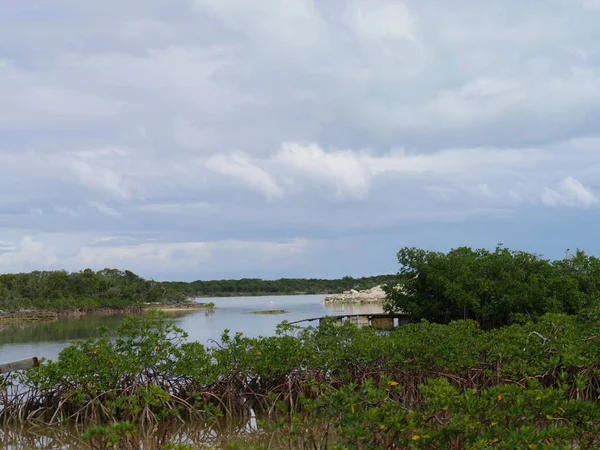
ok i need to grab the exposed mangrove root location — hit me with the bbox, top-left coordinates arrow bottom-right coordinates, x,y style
3,311 -> 600,437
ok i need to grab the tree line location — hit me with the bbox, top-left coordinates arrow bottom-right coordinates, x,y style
0,269 -> 397,312
163,274 -> 397,297
0,269 -> 185,312
384,245 -> 600,327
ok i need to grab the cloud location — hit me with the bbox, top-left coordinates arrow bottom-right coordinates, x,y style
344,1 -> 416,42
0,59 -> 121,131
541,176 -> 599,207
194,0 -> 329,49
275,142 -> 372,198
580,0 -> 600,11
137,203 -> 211,214
2,0 -> 600,279
205,152 -> 284,200
0,236 -> 59,268
267,142 -> 543,199
0,234 -> 309,277
89,201 -> 121,217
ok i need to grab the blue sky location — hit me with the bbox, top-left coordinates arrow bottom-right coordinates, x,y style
1,0 -> 600,281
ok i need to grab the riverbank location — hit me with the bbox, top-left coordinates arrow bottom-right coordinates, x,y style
0,302 -> 215,325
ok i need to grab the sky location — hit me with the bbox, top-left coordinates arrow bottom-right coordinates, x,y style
1,0 -> 600,281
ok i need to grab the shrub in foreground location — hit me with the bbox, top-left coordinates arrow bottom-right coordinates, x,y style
3,313 -> 600,447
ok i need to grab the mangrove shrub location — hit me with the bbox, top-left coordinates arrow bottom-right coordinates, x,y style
384,246 -> 600,326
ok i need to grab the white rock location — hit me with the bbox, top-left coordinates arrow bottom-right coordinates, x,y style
323,285 -> 387,304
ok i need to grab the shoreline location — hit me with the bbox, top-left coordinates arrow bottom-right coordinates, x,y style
0,302 -> 216,325
191,292 -> 319,298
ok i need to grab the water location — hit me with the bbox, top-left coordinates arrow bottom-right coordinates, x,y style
0,295 -> 383,363
1,295 -> 383,449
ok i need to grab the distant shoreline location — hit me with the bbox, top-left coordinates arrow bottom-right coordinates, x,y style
192,292 -> 322,298
0,302 -> 215,325
165,274 -> 397,299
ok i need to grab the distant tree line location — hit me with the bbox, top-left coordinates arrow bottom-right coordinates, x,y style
0,269 -> 185,312
0,270 -> 397,312
164,275 -> 397,297
384,246 -> 600,328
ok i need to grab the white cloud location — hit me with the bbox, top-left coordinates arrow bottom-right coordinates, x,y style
0,59 -> 121,131
89,201 -> 121,217
345,1 -> 416,41
270,142 -> 542,198
0,233 -> 309,276
206,152 -> 284,200
194,0 -> 329,49
173,119 -> 210,150
52,204 -> 80,218
541,176 -> 598,207
68,160 -> 129,200
138,202 -> 211,213
580,0 -> 600,11
0,236 -> 59,268
275,142 -> 372,198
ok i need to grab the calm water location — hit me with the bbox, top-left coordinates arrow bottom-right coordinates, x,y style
0,295 -> 383,363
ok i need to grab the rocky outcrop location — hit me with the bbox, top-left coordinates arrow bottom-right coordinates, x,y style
323,285 -> 387,304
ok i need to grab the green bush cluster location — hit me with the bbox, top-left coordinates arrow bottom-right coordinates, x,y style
4,312 -> 600,447
292,378 -> 600,449
384,246 -> 600,327
0,268 -> 185,311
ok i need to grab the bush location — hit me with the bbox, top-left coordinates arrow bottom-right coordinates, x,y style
384,246 -> 600,327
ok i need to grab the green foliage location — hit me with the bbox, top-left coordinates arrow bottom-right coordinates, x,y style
6,312 -> 600,446
295,378 -> 600,449
82,421 -> 136,450
0,268 -> 185,312
384,246 -> 600,327
164,274 -> 396,297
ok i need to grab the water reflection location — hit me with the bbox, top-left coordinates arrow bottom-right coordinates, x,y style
1,415 -> 335,449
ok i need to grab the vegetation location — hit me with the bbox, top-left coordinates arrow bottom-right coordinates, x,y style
6,245 -> 600,447
384,246 -> 600,327
0,270 -> 395,314
0,269 -> 186,312
4,311 -> 600,447
164,274 -> 396,297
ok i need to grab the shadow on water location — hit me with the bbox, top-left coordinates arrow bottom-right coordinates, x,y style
0,310 -> 213,347
0,316 -> 129,345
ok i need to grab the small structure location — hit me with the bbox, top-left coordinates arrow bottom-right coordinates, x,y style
371,317 -> 395,331
348,316 -> 369,327
0,357 -> 39,374
291,313 -> 410,330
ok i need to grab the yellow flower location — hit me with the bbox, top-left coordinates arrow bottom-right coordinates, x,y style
497,394 -> 502,401
388,381 -> 399,386
380,425 -> 386,430
411,435 -> 421,441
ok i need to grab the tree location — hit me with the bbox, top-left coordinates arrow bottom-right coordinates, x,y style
383,246 -> 598,327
